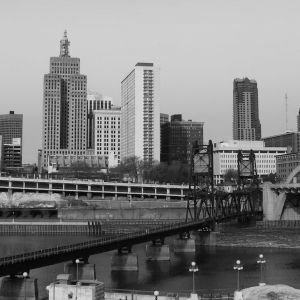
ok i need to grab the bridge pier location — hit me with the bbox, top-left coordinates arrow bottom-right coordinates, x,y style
146,238 -> 170,261
197,228 -> 217,246
173,232 -> 196,253
263,182 -> 286,220
0,276 -> 38,300
64,260 -> 96,280
111,247 -> 139,271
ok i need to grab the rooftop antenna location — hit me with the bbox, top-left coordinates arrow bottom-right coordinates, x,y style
285,93 -> 288,132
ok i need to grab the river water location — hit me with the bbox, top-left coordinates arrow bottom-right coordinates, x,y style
2,232 -> 300,299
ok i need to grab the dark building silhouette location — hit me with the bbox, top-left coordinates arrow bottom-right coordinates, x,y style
233,78 -> 261,140
161,114 -> 204,164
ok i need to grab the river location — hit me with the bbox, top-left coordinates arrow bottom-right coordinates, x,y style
2,229 -> 300,299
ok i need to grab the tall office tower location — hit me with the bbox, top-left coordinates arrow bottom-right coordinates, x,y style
121,63 -> 160,163
87,92 -> 112,149
161,114 -> 204,164
233,78 -> 261,140
42,31 -> 87,167
297,109 -> 300,132
0,111 -> 23,145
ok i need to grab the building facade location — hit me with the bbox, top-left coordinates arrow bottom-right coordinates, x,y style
121,62 -> 160,163
42,31 -> 87,168
0,111 -> 23,145
276,152 -> 300,182
94,105 -> 121,167
161,114 -> 204,164
233,78 -> 261,141
262,131 -> 300,153
213,140 -> 286,183
297,109 -> 300,132
87,92 -> 113,149
3,138 -> 22,170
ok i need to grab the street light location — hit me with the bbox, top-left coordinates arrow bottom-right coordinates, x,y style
257,254 -> 266,285
189,261 -> 199,293
154,290 -> 159,300
23,272 -> 28,300
75,259 -> 80,300
233,260 -> 243,291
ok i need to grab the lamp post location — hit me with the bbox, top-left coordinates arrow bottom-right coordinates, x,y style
189,261 -> 199,293
23,272 -> 28,300
75,259 -> 80,300
257,254 -> 266,286
233,260 -> 243,291
154,290 -> 159,300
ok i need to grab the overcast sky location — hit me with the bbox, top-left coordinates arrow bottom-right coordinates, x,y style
1,0 -> 300,163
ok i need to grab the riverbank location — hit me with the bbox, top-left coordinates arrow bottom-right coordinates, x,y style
216,226 -> 300,248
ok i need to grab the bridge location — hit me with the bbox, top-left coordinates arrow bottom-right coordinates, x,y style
0,212 -> 258,277
0,141 -> 263,277
0,176 -> 187,201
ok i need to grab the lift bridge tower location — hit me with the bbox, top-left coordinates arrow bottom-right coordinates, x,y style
186,140 -> 260,222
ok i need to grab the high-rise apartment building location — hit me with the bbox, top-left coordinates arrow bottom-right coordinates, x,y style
233,78 -> 261,141
161,114 -> 204,164
42,31 -> 87,167
121,63 -> 160,163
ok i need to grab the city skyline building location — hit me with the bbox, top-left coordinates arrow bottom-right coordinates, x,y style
121,62 -> 160,163
213,140 -> 286,183
262,131 -> 300,153
0,111 -> 23,167
233,78 -> 261,141
0,111 -> 23,145
42,31 -> 87,168
87,92 -> 113,150
161,114 -> 204,164
93,96 -> 121,167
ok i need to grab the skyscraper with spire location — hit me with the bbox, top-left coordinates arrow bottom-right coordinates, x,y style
42,31 -> 87,168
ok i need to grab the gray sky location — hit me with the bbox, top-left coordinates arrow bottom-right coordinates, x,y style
1,0 -> 300,163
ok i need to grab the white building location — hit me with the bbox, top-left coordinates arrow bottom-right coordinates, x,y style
213,140 -> 286,183
94,105 -> 121,167
47,274 -> 104,300
121,62 -> 160,163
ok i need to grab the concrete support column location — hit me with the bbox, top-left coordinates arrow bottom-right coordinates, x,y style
0,276 -> 38,300
262,183 -> 286,221
102,185 -> 104,199
173,236 -> 196,253
48,182 -> 52,195
115,186 -> 118,200
64,261 -> 96,281
146,239 -> 170,261
197,229 -> 217,246
154,187 -> 157,199
22,181 -> 25,194
166,187 -> 170,200
111,248 -> 138,271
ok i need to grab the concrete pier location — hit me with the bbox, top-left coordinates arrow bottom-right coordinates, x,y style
146,244 -> 170,261
111,252 -> 139,271
64,261 -> 96,280
197,231 -> 217,246
173,238 -> 196,253
0,276 -> 38,300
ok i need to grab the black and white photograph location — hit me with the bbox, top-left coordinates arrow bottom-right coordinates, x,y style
0,0 -> 300,299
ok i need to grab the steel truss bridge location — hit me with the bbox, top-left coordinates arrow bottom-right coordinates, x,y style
0,140 -> 262,276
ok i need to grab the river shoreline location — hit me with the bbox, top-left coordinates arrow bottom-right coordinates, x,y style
216,227 -> 300,249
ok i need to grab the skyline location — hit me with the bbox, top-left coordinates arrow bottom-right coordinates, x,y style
1,0 -> 300,163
